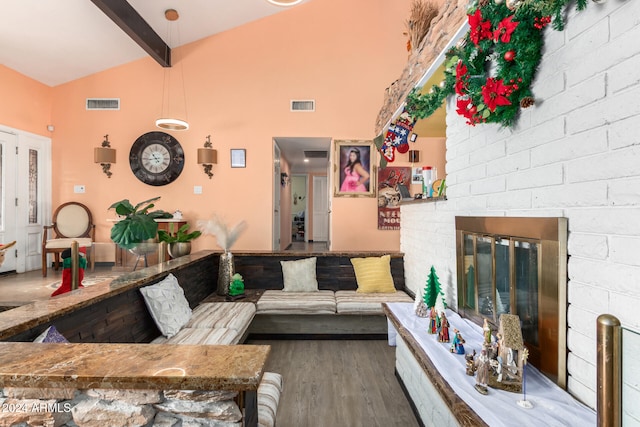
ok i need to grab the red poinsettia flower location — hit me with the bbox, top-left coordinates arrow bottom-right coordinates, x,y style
482,78 -> 512,112
469,9 -> 492,46
494,15 -> 519,43
456,97 -> 474,119
455,61 -> 469,95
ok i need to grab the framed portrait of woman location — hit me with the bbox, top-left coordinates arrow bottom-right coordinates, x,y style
334,140 -> 376,197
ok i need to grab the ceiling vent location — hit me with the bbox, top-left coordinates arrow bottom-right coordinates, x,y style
304,150 -> 328,159
290,99 -> 315,112
86,98 -> 120,110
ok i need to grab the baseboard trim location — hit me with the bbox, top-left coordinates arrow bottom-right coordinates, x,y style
247,333 -> 387,341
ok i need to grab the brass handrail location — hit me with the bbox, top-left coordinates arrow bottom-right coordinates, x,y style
597,314 -> 621,427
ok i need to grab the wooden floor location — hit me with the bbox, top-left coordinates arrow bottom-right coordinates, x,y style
247,339 -> 419,427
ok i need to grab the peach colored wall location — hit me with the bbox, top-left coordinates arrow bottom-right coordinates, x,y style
48,0 -> 413,253
0,65 -> 52,136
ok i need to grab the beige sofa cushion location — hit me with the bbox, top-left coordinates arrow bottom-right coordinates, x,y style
150,327 -> 239,345
335,290 -> 413,314
257,290 -> 336,315
186,302 -> 256,337
258,372 -> 283,427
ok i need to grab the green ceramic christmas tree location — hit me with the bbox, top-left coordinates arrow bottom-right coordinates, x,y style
423,266 -> 446,310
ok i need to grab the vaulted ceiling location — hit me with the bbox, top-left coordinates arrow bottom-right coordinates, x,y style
0,0 -> 308,87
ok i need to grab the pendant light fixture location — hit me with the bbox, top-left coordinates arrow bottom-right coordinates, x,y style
156,9 -> 189,131
266,0 -> 304,6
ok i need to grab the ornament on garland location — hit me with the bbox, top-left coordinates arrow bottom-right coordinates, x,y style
406,0 -> 589,127
381,109 -> 417,162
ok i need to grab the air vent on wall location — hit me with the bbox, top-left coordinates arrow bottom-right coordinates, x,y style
86,98 -> 120,110
290,99 -> 315,112
304,150 -> 328,159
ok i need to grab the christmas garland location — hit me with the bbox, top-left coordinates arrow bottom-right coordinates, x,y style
405,0 -> 589,127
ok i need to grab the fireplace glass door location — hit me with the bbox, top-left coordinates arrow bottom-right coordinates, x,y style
456,216 -> 567,387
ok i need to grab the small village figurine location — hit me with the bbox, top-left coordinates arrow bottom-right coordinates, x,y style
437,311 -> 450,343
483,318 -> 492,346
474,348 -> 490,395
450,328 -> 465,354
428,307 -> 438,334
415,300 -> 429,317
465,350 -> 477,376
227,273 -> 246,300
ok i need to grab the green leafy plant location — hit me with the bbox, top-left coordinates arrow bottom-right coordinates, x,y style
158,223 -> 202,244
109,197 -> 172,249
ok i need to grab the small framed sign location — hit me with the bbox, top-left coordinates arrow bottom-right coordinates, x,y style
230,149 -> 246,168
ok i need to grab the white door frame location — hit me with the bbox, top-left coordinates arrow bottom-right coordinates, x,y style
272,142 -> 281,251
0,125 -> 52,273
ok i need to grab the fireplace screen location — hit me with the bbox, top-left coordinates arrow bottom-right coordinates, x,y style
456,217 -> 567,387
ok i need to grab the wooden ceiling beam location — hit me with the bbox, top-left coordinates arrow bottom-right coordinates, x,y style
90,0 -> 171,67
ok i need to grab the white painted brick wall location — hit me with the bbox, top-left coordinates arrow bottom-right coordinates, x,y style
400,0 -> 640,409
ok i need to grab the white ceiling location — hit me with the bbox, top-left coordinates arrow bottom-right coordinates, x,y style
0,0 -> 308,87
274,137 -> 332,174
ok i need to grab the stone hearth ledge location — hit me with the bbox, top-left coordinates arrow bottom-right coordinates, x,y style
0,342 -> 270,391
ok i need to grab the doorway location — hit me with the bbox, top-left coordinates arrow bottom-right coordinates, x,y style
273,137 -> 331,251
0,127 -> 52,273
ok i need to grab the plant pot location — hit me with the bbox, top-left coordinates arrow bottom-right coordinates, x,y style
217,251 -> 235,296
168,242 -> 192,258
128,238 -> 158,256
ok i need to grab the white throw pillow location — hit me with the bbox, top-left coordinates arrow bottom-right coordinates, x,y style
140,273 -> 192,338
280,257 -> 319,292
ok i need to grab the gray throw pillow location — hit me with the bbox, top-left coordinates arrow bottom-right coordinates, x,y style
280,257 -> 319,292
140,273 -> 192,338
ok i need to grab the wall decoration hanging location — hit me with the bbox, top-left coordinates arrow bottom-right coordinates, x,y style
377,166 -> 411,230
405,0 -> 590,127
334,140 -> 375,197
380,109 -> 417,162
129,132 -> 184,186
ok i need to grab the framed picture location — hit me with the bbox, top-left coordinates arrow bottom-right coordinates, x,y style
334,140 -> 375,197
230,149 -> 246,168
377,166 -> 411,230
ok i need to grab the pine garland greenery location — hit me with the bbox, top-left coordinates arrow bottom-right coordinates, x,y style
405,0 -> 590,128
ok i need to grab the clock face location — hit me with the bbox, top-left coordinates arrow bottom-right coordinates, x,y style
130,132 -> 184,186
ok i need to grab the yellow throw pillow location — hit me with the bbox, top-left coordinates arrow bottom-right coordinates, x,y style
351,255 -> 396,293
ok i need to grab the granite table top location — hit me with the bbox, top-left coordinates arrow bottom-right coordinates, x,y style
0,342 -> 270,391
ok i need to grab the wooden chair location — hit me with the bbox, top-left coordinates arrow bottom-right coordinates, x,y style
42,202 -> 95,277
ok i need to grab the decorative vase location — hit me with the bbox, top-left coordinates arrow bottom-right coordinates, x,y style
168,242 -> 191,259
217,251 -> 234,295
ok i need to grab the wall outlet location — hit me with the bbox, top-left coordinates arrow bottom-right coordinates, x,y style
194,186 -> 203,194
74,185 -> 86,194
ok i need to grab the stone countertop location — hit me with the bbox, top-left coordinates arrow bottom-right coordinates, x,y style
0,342 -> 270,391
0,251 -> 216,340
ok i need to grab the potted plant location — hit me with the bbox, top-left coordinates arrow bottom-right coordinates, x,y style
158,223 -> 201,258
109,197 -> 172,250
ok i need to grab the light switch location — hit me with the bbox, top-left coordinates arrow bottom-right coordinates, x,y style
194,185 -> 203,194
74,185 -> 86,194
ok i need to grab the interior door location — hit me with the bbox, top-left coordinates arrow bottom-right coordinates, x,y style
273,142 -> 281,250
0,128 -> 51,273
312,176 -> 329,241
0,131 -> 18,273
17,133 -> 51,272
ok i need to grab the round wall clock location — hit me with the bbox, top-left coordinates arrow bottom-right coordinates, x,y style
129,131 -> 184,186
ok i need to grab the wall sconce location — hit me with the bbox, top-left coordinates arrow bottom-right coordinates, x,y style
197,135 -> 218,179
94,134 -> 116,178
408,150 -> 420,163
281,172 -> 290,186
